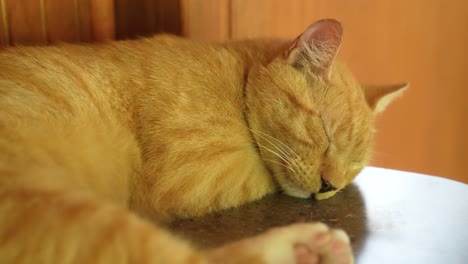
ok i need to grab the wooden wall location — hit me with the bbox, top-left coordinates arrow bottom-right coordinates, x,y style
115,0 -> 181,40
1,0 -> 466,183
0,0 -> 114,45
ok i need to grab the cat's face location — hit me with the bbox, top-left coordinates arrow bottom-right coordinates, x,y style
247,61 -> 375,200
246,19 -> 406,200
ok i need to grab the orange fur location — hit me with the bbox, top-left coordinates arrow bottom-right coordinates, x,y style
0,19 -> 405,263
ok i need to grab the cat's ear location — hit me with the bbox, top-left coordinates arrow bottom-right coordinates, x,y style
286,19 -> 343,80
362,83 -> 409,114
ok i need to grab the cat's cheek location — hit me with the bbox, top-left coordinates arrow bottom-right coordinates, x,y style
314,190 -> 338,200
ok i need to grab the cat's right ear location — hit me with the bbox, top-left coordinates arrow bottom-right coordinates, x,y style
285,19 -> 343,81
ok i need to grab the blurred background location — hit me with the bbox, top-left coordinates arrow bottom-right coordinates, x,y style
0,0 -> 466,183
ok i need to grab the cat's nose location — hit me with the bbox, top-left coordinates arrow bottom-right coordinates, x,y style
319,176 -> 336,193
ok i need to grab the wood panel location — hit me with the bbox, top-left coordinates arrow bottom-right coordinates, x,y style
115,0 -> 181,40
76,0 -> 92,42
45,0 -> 80,43
229,0 -> 468,183
4,0 -> 47,45
115,0 -> 153,39
0,0 -> 114,45
90,0 -> 115,41
181,0 -> 229,41
154,0 -> 182,35
0,0 -> 8,45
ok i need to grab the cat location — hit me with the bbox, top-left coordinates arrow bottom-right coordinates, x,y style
0,19 -> 406,263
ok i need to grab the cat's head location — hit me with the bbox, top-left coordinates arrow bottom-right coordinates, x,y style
245,19 -> 407,200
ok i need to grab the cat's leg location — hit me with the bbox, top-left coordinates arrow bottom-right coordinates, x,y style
206,223 -> 353,264
0,187 -> 204,264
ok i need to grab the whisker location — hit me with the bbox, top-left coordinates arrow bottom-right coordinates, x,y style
242,136 -> 293,166
250,130 -> 291,158
229,118 -> 301,166
230,118 -> 292,160
250,128 -> 300,159
262,158 -> 291,170
257,143 -> 291,166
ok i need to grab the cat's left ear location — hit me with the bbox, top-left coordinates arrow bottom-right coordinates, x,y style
362,83 -> 409,114
286,19 -> 343,81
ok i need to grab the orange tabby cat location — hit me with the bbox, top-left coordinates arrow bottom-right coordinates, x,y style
0,19 -> 406,263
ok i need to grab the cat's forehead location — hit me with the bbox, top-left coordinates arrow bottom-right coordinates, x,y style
316,64 -> 372,129
321,63 -> 363,104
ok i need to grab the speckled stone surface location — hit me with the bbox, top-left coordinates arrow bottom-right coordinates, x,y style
167,167 -> 468,263
169,184 -> 367,251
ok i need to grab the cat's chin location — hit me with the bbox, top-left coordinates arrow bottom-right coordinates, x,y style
314,190 -> 338,200
282,188 -> 311,199
277,176 -> 313,199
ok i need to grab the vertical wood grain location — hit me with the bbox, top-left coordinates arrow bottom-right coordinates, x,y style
5,0 -> 47,45
230,0 -> 266,39
76,0 -> 92,42
181,0 -> 229,41
0,0 -> 100,45
45,0 -> 78,43
154,0 -> 182,35
90,0 -> 115,41
115,0 -> 148,39
114,0 -> 182,40
0,0 -> 9,45
229,0 -> 468,182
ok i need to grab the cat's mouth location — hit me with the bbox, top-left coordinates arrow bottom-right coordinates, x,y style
313,177 -> 338,200
318,176 -> 336,193
280,178 -> 339,200
269,158 -> 338,200
272,163 -> 313,199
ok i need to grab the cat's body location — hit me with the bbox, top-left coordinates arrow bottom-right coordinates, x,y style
0,20 -> 405,263
0,36 -> 277,221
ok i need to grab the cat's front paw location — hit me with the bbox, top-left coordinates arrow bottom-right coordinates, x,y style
206,222 -> 353,264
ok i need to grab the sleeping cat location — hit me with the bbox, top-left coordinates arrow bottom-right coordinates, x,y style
0,19 -> 406,263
